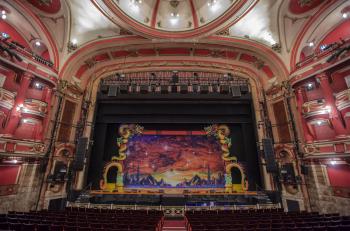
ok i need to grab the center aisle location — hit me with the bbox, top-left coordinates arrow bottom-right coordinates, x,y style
162,218 -> 187,231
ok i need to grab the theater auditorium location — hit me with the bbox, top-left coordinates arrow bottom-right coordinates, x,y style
0,0 -> 350,230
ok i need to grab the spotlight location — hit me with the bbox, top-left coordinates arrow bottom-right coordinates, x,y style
343,13 -> 348,18
1,32 -> 10,39
308,42 -> 314,47
330,160 -> 336,165
1,14 -> 6,20
325,105 -> 331,113
35,41 -> 41,46
13,159 -> 18,164
34,82 -> 41,88
316,120 -> 322,125
71,38 -> 78,45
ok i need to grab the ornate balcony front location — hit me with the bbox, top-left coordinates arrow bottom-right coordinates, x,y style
302,99 -> 330,120
0,137 -> 45,157
0,88 -> 15,110
20,99 -> 47,117
335,89 -> 350,111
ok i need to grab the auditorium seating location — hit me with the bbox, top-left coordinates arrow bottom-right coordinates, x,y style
0,208 -> 164,231
185,208 -> 350,231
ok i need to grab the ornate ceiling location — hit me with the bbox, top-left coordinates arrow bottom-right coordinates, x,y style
0,0 -> 349,90
93,0 -> 256,38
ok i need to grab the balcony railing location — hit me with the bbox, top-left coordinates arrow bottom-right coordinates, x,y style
0,38 -> 54,70
335,89 -> 350,111
21,99 -> 47,117
0,184 -> 19,196
0,87 -> 15,110
331,186 -> 350,198
295,39 -> 350,70
302,99 -> 329,118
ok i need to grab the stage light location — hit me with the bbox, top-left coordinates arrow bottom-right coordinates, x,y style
1,32 -> 9,39
307,83 -> 313,89
71,38 -> 78,45
316,120 -> 322,125
325,105 -> 331,113
1,14 -> 6,20
23,119 -> 28,123
343,13 -> 348,18
16,104 -> 24,111
35,41 -> 41,47
13,159 -> 17,164
330,160 -> 336,165
308,42 -> 314,47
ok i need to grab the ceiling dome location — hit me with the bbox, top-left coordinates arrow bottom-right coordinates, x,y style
94,0 -> 256,39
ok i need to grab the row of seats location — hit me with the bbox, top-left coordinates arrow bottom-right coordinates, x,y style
185,209 -> 350,231
0,208 -> 164,231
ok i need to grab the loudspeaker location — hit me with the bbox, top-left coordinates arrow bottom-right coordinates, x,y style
119,85 -> 128,94
231,86 -> 242,97
220,85 -> 230,94
100,85 -> 108,94
171,85 -> 177,93
301,165 -> 309,175
140,85 -> 148,94
161,85 -> 168,94
73,137 -> 88,171
200,85 -> 209,94
262,138 -> 278,173
107,86 -> 118,97
192,85 -> 199,93
180,85 -> 188,93
240,85 -> 249,93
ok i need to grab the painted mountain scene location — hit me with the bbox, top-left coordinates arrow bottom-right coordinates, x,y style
123,135 -> 225,188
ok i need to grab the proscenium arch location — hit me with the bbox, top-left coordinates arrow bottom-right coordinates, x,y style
59,37 -> 289,84
74,57 -> 268,190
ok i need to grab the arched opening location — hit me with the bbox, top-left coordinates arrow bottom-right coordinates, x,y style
106,166 -> 119,184
231,167 -> 242,184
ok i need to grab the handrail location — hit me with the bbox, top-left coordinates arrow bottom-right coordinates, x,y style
0,38 -> 54,69
295,39 -> 350,70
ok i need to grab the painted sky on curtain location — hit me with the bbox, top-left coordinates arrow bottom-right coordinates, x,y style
123,134 -> 225,188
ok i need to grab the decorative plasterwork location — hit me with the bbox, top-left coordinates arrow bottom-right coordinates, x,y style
92,0 -> 257,39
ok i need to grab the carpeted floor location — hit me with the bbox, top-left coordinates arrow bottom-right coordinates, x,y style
162,218 -> 187,231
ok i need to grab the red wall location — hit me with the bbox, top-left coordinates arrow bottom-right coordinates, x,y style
0,165 -> 20,185
0,22 -> 30,49
319,20 -> 350,46
327,164 -> 350,188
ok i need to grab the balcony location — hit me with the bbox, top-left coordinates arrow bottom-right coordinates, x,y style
0,87 -> 15,110
302,99 -> 330,119
0,38 -> 55,72
295,39 -> 350,70
0,184 -> 19,196
335,89 -> 350,111
20,99 -> 47,117
332,186 -> 350,198
0,137 -> 45,157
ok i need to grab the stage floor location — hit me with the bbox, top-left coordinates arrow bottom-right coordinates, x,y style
90,188 -> 258,196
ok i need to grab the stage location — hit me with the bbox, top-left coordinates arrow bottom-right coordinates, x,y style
90,188 -> 258,196
80,189 -> 279,207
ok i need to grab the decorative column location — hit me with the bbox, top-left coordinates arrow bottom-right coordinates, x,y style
295,88 -> 314,143
3,72 -> 33,135
316,73 -> 347,137
39,86 -> 53,141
